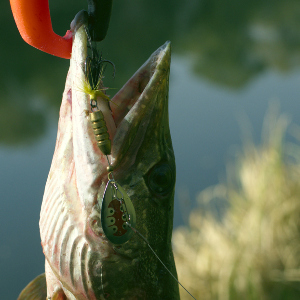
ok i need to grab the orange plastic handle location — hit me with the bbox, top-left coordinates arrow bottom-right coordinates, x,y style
10,0 -> 72,59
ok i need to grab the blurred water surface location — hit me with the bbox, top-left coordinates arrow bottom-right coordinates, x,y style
1,0 -> 300,298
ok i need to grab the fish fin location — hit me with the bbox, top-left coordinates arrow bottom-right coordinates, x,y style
17,273 -> 47,300
51,289 -> 67,300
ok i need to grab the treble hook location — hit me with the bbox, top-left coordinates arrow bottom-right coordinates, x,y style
9,0 -> 113,59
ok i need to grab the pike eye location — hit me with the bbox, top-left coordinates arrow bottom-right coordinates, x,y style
147,163 -> 175,197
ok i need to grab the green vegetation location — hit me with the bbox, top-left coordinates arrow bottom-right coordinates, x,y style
173,107 -> 300,299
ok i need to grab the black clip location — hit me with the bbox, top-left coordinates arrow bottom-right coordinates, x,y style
71,0 -> 113,42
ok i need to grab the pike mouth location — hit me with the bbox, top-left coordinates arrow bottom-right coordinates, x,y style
110,40 -> 171,130
70,26 -> 171,175
69,27 -> 171,212
109,40 -> 171,169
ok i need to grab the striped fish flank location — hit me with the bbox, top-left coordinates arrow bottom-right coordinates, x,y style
40,171 -> 95,299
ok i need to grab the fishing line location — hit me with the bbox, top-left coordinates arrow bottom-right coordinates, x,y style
126,222 -> 197,300
100,264 -> 105,297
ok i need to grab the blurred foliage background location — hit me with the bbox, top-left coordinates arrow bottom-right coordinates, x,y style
1,0 -> 300,299
174,107 -> 300,299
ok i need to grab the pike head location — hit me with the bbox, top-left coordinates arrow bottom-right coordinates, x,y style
39,26 -> 179,299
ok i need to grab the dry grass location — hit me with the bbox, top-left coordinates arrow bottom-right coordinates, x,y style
173,107 -> 300,300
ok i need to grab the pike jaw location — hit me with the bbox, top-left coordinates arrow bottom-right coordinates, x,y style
39,26 -> 179,299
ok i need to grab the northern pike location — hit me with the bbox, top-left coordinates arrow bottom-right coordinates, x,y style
18,25 -> 179,299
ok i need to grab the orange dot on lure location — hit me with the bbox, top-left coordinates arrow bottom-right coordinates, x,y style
9,0 -> 72,59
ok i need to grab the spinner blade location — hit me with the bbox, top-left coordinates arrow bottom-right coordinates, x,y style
101,180 -> 136,244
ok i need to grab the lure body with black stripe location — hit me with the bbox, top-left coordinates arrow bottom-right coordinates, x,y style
18,26 -> 179,300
